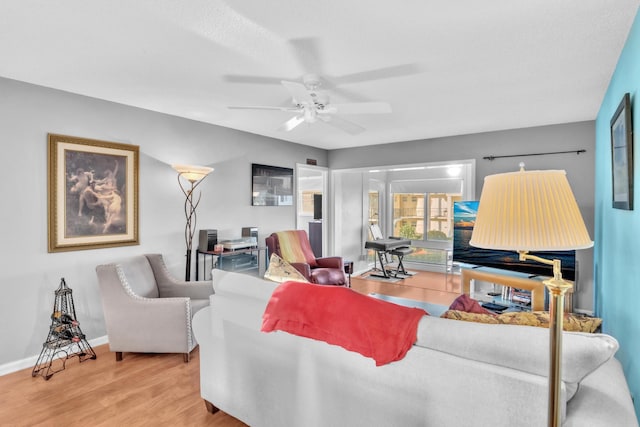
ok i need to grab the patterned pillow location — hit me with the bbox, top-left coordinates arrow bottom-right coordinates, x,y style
497,311 -> 602,333
264,253 -> 309,283
440,310 -> 499,325
441,310 -> 602,333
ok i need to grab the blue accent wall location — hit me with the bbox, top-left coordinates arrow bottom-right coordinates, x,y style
595,8 -> 640,421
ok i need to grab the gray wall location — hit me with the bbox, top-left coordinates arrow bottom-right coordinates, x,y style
0,77 -> 327,367
328,122 -> 596,311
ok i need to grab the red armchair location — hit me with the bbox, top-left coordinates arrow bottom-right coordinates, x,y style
266,230 -> 347,286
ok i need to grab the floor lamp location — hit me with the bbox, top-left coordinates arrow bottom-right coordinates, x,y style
469,164 -> 593,427
172,164 -> 213,281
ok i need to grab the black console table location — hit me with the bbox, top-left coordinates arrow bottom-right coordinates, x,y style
196,247 -> 268,280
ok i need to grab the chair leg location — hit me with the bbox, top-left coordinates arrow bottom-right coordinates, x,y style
183,353 -> 190,363
204,400 -> 220,414
115,352 -> 123,362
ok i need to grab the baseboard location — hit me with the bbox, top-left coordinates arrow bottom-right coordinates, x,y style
0,335 -> 108,377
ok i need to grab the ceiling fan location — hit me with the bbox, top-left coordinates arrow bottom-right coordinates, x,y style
228,74 -> 392,135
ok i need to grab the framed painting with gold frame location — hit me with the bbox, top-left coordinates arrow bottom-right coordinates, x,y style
48,134 -> 139,252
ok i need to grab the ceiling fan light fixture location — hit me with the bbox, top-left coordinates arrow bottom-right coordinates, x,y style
303,107 -> 317,123
278,115 -> 305,132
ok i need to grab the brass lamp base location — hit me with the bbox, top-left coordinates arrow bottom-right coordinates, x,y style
519,251 -> 572,427
544,277 -> 572,427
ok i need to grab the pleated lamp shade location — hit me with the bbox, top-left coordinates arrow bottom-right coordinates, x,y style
469,168 -> 593,251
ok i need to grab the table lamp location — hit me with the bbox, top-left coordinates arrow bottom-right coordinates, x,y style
469,164 -> 593,427
172,164 -> 214,281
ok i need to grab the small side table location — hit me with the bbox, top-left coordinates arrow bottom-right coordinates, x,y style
196,247 -> 268,280
344,260 -> 354,287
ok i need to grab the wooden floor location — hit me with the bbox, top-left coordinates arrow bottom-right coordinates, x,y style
0,270 -> 459,427
350,268 -> 461,307
0,345 -> 246,427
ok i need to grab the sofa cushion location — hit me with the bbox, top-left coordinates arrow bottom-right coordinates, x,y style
415,316 -> 618,386
190,298 -> 210,315
309,267 -> 348,286
209,270 -> 279,336
212,269 -> 278,301
264,253 -> 310,283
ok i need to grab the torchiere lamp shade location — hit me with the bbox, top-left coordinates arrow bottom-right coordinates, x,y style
172,164 -> 213,183
469,169 -> 593,252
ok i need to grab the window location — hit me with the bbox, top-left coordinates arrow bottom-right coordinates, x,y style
392,192 -> 461,242
331,160 -> 474,273
368,191 -> 379,226
391,192 -> 461,266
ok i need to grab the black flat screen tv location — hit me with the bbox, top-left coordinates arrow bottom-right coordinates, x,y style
453,201 -> 576,281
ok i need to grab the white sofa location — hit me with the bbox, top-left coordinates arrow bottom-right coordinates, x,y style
192,270 -> 638,427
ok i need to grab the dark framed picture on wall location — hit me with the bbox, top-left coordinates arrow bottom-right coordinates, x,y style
251,163 -> 293,206
48,134 -> 139,252
610,93 -> 634,210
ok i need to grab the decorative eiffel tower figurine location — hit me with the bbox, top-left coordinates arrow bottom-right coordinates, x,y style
32,278 -> 96,380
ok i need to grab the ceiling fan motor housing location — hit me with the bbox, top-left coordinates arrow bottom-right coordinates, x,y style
303,73 -> 322,89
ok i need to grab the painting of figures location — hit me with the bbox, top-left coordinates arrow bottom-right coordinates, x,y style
48,134 -> 139,252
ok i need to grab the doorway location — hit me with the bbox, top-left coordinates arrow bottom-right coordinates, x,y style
296,164 -> 329,257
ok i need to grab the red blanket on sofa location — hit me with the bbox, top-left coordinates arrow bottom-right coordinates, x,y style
261,281 -> 427,366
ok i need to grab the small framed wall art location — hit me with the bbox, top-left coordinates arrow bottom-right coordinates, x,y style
610,93 -> 634,210
251,163 -> 293,206
48,134 -> 139,252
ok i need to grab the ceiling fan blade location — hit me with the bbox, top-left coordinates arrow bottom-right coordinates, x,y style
328,102 -> 392,115
288,37 -> 323,75
278,115 -> 305,132
281,80 -> 315,105
332,63 -> 425,86
319,115 -> 365,135
228,105 -> 300,112
222,75 -> 283,85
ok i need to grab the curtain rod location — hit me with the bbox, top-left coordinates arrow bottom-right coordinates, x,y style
483,149 -> 586,161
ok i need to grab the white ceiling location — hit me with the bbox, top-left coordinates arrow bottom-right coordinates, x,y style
1,1 -> 637,150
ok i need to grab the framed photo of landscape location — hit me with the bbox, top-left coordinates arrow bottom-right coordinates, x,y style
251,163 -> 293,206
610,93 -> 634,210
48,134 -> 139,252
